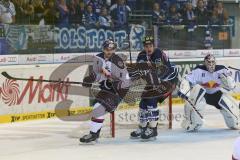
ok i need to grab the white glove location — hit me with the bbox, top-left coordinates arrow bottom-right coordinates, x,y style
219,73 -> 236,90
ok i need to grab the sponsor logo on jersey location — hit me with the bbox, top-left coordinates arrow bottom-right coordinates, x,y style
201,80 -> 220,89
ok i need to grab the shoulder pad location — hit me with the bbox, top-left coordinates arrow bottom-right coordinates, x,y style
96,52 -> 104,59
111,54 -> 125,69
194,64 -> 208,71
215,65 -> 227,71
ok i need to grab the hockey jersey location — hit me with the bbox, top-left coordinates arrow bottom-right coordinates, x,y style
136,48 -> 177,81
93,52 -> 130,91
185,64 -> 231,94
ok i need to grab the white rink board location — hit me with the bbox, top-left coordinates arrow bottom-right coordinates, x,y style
0,64 -> 90,116
0,57 -> 239,122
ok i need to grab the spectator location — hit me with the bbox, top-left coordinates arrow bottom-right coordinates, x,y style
152,2 -> 166,25
216,2 -> 228,24
167,4 -> 182,25
57,0 -> 69,28
206,0 -> 217,11
184,3 -> 197,32
127,0 -> 137,10
183,3 -> 196,25
43,0 -> 59,25
84,4 -> 98,28
0,0 -> 16,24
97,6 -> 113,29
79,0 -> 85,11
179,2 -> 187,18
68,0 -> 83,26
204,30 -> 213,49
32,0 -> 45,25
195,0 -> 208,25
110,0 -> 131,29
209,5 -> 220,25
84,0 -> 104,15
191,0 -> 198,8
13,0 -> 34,24
209,3 -> 228,25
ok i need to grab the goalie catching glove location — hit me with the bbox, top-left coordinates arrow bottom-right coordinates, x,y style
218,72 -> 236,90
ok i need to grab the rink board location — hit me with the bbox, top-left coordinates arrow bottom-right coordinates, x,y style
0,57 -> 239,124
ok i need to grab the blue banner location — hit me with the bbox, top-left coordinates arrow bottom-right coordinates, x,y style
55,25 -> 146,52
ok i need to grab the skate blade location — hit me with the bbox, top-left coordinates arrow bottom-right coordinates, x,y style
130,136 -> 141,140
79,140 -> 98,145
140,137 -> 157,142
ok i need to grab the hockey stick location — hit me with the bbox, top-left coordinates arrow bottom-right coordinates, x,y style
228,66 -> 240,72
1,71 -> 87,85
185,97 -> 204,119
1,71 -> 171,96
178,89 -> 204,119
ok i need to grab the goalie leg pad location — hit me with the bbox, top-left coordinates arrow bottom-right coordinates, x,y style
218,93 -> 240,129
182,98 -> 206,132
188,84 -> 206,106
179,78 -> 191,98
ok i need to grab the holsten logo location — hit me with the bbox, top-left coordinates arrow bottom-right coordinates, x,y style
0,77 -> 70,106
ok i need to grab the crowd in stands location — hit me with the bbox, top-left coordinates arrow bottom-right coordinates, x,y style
152,0 -> 229,26
0,0 -> 229,29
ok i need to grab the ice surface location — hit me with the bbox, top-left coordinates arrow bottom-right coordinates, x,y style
0,105 -> 239,160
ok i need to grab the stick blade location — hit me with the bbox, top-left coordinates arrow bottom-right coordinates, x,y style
1,72 -> 15,80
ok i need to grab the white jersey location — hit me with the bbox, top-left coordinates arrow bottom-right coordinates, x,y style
0,1 -> 16,24
186,65 -> 231,94
93,52 -> 130,85
233,137 -> 240,160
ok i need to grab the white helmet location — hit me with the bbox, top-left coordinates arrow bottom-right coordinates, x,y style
204,54 -> 216,73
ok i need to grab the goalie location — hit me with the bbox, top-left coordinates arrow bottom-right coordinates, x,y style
179,54 -> 240,132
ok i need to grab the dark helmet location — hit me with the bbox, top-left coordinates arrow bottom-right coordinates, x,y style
102,39 -> 117,50
142,36 -> 154,45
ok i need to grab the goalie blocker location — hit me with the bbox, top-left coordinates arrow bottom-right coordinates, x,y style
179,54 -> 240,132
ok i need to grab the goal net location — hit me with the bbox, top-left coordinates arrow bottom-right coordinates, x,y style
68,92 -> 173,138
68,52 -> 173,138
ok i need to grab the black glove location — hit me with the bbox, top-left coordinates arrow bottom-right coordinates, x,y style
82,73 -> 96,88
100,79 -> 113,90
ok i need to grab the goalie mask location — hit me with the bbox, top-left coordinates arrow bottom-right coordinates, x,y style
204,54 -> 216,73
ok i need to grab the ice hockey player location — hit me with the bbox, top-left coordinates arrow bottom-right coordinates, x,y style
179,54 -> 240,132
130,36 -> 178,141
79,39 -> 130,144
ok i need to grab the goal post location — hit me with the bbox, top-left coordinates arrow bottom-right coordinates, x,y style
109,93 -> 173,138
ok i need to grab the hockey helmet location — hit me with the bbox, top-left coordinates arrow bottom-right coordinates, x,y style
142,36 -> 154,46
102,39 -> 117,51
